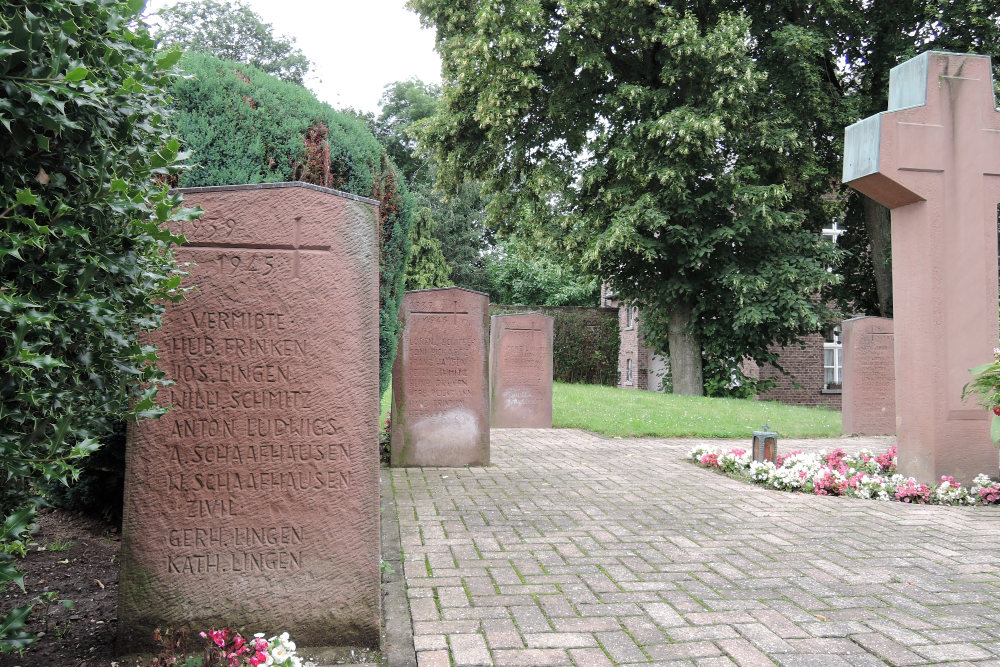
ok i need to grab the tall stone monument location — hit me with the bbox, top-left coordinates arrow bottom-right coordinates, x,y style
119,183 -> 381,650
841,317 -> 895,436
391,287 -> 490,466
843,52 -> 1000,482
490,313 -> 554,428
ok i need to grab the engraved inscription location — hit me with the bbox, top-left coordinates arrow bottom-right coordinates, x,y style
161,305 -> 347,574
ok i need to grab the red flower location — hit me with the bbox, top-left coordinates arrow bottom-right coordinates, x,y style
992,406 -> 1000,416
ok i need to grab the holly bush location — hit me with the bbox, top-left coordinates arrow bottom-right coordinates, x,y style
0,0 -> 193,651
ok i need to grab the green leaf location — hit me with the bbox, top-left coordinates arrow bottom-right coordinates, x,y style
15,189 -> 37,206
990,415 -> 1000,446
65,66 -> 89,82
156,48 -> 183,70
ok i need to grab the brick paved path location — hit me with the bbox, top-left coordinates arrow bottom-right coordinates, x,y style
390,429 -> 1000,666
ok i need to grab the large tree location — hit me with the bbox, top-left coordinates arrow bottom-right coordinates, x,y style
411,0 -> 838,394
152,0 -> 311,84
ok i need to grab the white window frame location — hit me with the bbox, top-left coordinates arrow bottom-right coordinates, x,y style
823,325 -> 843,391
625,358 -> 633,385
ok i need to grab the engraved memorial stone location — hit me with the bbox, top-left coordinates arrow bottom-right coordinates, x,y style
843,52 -> 1000,482
489,313 -> 553,428
391,287 -> 490,466
841,317 -> 896,436
119,183 -> 380,650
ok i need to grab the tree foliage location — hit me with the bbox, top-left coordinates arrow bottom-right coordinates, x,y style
411,0 -> 839,394
0,0 -> 191,650
485,239 -> 599,307
405,206 -> 452,290
167,52 -> 413,395
376,77 -> 597,304
152,0 -> 311,84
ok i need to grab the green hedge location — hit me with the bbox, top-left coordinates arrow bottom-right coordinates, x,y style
490,305 -> 619,385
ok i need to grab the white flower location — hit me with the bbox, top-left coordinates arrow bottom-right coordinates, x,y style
280,632 -> 290,642
272,645 -> 290,662
255,632 -> 265,638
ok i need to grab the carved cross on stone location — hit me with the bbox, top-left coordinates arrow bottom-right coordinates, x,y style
843,51 -> 1000,483
186,215 -> 331,279
410,298 -> 469,324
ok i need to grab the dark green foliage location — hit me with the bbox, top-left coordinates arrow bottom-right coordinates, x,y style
405,207 -> 451,289
0,0 -> 190,650
490,306 -> 619,386
153,0 -> 311,84
44,422 -> 126,525
167,52 -> 413,396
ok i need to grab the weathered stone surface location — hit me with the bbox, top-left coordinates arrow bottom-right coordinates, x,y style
118,183 -> 381,650
843,52 -> 1000,483
391,287 -> 490,467
842,317 -> 896,436
490,313 -> 553,428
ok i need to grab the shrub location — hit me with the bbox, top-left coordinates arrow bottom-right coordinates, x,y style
0,0 -> 192,651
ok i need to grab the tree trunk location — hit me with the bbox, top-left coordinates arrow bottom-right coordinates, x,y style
668,306 -> 703,395
862,194 -> 893,318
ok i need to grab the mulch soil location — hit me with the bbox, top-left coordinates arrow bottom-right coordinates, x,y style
0,508 -> 120,667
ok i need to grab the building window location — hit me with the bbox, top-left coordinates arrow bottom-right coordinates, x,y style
624,306 -> 634,329
824,325 -> 843,391
626,358 -> 633,384
822,219 -> 844,244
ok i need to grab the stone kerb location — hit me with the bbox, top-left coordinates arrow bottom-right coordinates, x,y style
391,287 -> 490,467
489,313 -> 554,428
841,316 -> 895,436
118,183 -> 381,651
843,51 -> 1000,483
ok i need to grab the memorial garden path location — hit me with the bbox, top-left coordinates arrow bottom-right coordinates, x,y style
376,429 -> 1000,666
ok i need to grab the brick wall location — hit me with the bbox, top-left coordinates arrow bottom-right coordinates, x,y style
755,334 -> 842,409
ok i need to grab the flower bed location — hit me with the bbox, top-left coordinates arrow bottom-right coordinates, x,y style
688,444 -> 1000,505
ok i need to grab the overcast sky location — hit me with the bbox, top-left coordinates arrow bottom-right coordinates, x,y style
144,0 -> 443,114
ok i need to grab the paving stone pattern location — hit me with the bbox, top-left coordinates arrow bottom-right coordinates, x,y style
391,429 -> 1000,666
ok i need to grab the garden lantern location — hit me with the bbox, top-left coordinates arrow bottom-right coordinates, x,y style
752,423 -> 778,464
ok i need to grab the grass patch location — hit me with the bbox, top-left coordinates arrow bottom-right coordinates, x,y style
380,384 -> 391,434
553,381 -> 841,438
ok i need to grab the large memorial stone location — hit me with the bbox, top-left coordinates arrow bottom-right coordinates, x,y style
391,287 -> 489,466
841,317 -> 895,436
490,313 -> 554,428
119,183 -> 381,651
843,52 -> 1000,482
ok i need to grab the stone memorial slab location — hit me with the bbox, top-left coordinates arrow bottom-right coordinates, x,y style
391,287 -> 489,466
119,183 -> 381,651
843,52 -> 1000,482
841,317 -> 896,436
490,313 -> 553,428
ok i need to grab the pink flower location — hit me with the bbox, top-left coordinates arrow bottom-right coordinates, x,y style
895,479 -> 929,503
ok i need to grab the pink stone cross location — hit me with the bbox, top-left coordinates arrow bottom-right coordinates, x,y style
843,51 -> 1000,483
